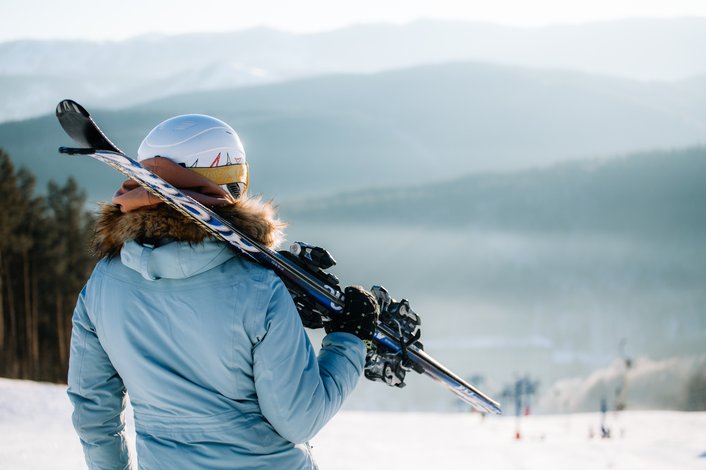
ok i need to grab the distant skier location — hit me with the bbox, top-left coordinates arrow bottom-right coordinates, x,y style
66,114 -> 379,469
600,397 -> 611,439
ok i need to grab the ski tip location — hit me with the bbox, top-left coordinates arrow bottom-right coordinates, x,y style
56,99 -> 90,118
476,402 -> 502,415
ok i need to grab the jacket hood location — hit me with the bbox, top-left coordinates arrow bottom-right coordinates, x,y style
93,195 -> 286,259
120,239 -> 237,280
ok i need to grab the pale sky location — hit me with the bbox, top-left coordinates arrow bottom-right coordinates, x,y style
2,0 -> 706,42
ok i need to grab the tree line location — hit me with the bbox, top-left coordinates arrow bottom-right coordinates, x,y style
0,149 -> 94,383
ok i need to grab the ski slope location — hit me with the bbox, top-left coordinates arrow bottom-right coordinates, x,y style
1,378 -> 704,469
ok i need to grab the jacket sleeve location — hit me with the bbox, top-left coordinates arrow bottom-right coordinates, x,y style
66,285 -> 131,470
252,276 -> 366,443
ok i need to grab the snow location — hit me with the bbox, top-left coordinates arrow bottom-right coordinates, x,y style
2,378 -> 705,469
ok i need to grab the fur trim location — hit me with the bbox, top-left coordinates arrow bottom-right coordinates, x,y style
93,196 -> 286,258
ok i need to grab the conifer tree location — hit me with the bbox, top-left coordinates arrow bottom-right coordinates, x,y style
0,150 -> 25,375
46,178 -> 93,375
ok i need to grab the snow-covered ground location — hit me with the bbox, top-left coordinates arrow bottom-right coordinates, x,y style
1,378 -> 705,469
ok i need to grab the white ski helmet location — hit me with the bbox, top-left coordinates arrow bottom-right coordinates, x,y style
137,114 -> 248,198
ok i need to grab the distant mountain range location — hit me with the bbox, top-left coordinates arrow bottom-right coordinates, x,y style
284,147 -> 706,239
1,17 -> 706,122
1,60 -> 705,202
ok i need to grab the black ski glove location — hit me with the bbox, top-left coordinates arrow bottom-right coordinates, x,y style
325,286 -> 380,343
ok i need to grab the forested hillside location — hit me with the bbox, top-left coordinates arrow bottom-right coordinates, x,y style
286,147 -> 706,239
0,149 -> 93,382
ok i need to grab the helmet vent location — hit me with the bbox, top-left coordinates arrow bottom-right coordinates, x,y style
226,182 -> 241,199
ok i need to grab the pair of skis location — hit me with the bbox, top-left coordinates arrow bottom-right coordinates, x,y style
55,99 -> 501,415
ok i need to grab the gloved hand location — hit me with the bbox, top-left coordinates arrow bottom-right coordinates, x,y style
325,286 -> 380,343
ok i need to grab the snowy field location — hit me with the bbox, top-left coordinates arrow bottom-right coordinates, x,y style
1,378 -> 705,469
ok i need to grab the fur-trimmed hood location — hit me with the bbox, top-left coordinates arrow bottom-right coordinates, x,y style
93,196 -> 286,259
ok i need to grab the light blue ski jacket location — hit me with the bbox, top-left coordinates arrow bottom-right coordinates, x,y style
67,239 -> 366,469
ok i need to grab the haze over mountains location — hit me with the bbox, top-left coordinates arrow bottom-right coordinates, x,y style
1,17 -> 706,122
281,147 -> 706,388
